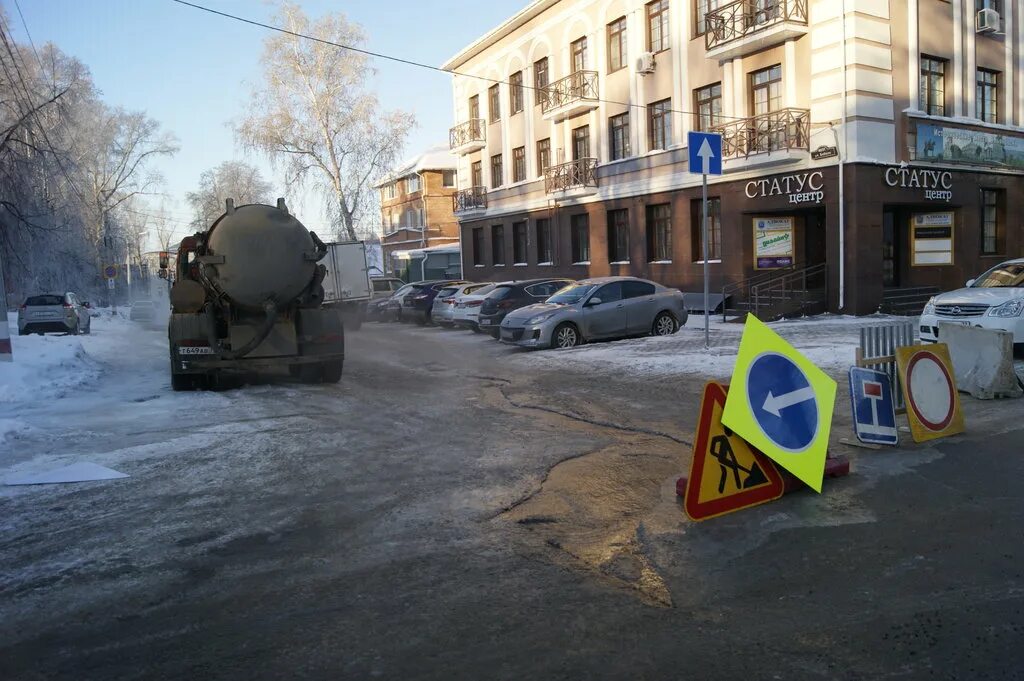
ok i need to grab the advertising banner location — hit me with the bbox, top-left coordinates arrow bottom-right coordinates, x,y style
917,123 -> 1024,170
754,217 -> 794,269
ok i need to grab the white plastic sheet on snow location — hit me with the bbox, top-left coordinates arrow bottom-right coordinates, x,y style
5,461 -> 129,486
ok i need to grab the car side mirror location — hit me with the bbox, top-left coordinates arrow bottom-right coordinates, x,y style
586,297 -> 602,307
965,279 -> 975,287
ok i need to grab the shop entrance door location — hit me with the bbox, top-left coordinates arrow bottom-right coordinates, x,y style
882,209 -> 899,287
803,209 -> 827,266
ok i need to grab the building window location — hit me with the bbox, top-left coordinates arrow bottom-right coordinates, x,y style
512,146 -> 526,183
607,17 -> 627,73
976,69 -> 998,123
750,64 -> 782,116
384,183 -> 396,200
609,113 -> 630,161
471,161 -> 482,187
695,0 -> 724,37
646,203 -> 672,262
510,71 -> 524,114
536,218 -> 553,263
472,227 -> 484,265
537,138 -> 551,176
442,169 -> 456,187
647,0 -> 669,52
571,214 -> 590,263
534,58 -> 549,108
976,0 -> 1000,12
490,154 -> 503,189
512,221 -> 528,264
572,125 -> 590,160
488,84 -> 501,122
648,99 -> 671,151
694,82 -> 722,131
571,36 -> 588,73
607,209 -> 630,262
981,189 -> 1003,254
920,56 -> 946,117
690,197 -> 722,261
492,225 -> 505,265
469,94 -> 480,120
406,174 -> 421,194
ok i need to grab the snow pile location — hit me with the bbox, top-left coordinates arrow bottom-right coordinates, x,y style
0,318 -> 102,404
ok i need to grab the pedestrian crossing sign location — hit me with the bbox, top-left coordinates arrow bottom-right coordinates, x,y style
684,382 -> 786,521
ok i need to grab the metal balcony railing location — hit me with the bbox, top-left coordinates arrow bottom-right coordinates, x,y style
452,186 -> 487,212
449,118 -> 486,150
544,158 -> 598,193
710,108 -> 810,159
705,0 -> 808,51
539,70 -> 599,115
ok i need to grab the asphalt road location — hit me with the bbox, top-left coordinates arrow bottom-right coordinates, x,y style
1,319 -> 1023,680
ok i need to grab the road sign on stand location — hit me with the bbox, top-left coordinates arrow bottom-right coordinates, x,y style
722,316 -> 837,492
896,344 -> 964,443
103,264 -> 118,280
684,382 -> 785,521
688,132 -> 723,176
107,278 -> 115,290
848,367 -> 899,446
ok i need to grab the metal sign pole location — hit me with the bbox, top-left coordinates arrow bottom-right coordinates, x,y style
702,172 -> 710,350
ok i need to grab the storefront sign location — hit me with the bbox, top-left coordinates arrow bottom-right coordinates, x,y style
917,123 -> 1024,170
745,171 -> 824,205
911,212 -> 954,267
811,145 -> 839,160
754,217 -> 794,270
884,166 -> 953,201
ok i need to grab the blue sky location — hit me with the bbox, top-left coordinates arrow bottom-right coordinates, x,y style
9,0 -> 524,244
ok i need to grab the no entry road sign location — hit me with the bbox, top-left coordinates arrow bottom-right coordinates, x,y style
896,344 -> 964,443
684,382 -> 785,521
848,367 -> 899,446
688,131 -> 722,176
723,316 -> 837,492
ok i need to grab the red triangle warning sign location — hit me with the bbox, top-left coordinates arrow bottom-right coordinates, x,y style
684,382 -> 785,521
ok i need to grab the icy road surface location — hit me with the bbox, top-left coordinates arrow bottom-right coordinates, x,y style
2,314 -> 1024,680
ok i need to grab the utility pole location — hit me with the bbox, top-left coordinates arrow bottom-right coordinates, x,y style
0,244 -> 13,362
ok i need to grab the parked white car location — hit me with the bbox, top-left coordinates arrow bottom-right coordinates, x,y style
919,258 -> 1024,348
432,282 -> 490,327
17,292 -> 91,335
452,282 -> 501,332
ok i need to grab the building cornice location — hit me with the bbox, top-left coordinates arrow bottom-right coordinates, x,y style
440,0 -> 559,71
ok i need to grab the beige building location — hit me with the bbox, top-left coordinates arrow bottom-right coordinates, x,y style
375,145 -> 460,276
444,0 -> 1024,315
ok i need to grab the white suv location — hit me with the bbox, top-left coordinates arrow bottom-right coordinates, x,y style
919,258 -> 1024,349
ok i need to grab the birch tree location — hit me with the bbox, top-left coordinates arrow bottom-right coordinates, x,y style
186,160 -> 273,230
236,3 -> 415,241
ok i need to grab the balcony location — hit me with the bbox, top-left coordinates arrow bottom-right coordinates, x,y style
710,108 -> 810,169
544,158 -> 598,194
452,186 -> 487,215
449,118 -> 486,155
540,71 -> 599,122
705,0 -> 809,61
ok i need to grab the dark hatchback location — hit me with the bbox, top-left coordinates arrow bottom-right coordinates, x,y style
402,280 -> 466,325
477,279 -> 573,337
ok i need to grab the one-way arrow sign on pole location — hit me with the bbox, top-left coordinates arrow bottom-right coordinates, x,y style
688,131 -> 722,176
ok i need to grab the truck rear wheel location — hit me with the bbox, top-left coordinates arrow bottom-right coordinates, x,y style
171,372 -> 193,391
322,360 -> 343,383
290,363 -> 323,384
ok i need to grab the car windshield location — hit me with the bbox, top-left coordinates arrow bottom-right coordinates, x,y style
972,263 -> 1024,288
25,295 -> 64,306
437,287 -> 459,297
393,285 -> 413,297
469,284 -> 496,297
487,286 -> 515,301
546,283 -> 597,304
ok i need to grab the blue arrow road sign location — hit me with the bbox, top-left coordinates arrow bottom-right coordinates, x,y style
688,131 -> 722,176
745,352 -> 818,452
848,367 -> 899,446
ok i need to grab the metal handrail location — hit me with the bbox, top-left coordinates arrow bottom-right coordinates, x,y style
705,0 -> 808,51
749,262 -> 828,320
540,70 -> 599,114
544,158 -> 598,193
722,265 -> 794,321
449,119 -> 486,150
710,107 -> 810,159
452,186 -> 487,213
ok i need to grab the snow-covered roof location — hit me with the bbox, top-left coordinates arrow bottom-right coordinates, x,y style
375,145 -> 457,188
392,243 -> 461,259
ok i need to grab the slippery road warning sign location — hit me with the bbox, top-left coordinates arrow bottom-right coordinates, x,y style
896,344 -> 964,443
722,316 -> 837,492
685,382 -> 785,521
848,367 -> 899,446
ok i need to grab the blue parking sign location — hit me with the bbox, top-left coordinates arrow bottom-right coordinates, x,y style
848,367 -> 899,446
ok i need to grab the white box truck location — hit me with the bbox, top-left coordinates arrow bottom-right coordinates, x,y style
322,241 -> 372,330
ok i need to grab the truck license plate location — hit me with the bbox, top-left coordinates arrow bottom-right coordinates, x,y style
179,346 -> 215,355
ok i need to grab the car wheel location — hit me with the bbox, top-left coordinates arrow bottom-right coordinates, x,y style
488,329 -> 500,339
471,324 -> 482,334
553,323 -> 581,349
70,322 -> 80,336
652,312 -> 678,336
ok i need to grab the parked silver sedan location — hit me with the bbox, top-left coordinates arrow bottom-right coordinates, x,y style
498,276 -> 687,349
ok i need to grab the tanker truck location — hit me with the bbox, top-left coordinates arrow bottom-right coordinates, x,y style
167,199 -> 345,390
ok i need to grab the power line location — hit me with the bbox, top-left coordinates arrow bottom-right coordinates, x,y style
169,0 -> 751,124
11,0 -> 42,74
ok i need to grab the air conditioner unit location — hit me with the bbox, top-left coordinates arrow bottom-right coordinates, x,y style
636,52 -> 656,75
977,8 -> 1000,33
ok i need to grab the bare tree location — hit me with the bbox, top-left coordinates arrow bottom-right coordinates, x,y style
151,201 -> 177,252
186,160 -> 273,230
237,3 -> 414,241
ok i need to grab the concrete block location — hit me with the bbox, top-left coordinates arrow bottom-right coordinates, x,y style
938,323 -> 1023,400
